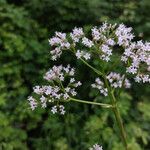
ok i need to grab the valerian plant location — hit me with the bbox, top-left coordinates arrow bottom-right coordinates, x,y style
28,22 -> 150,150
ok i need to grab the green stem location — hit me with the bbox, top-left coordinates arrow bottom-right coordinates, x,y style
71,49 -> 128,149
79,58 -> 104,77
71,47 -> 103,76
69,97 -> 113,108
110,91 -> 128,150
103,76 -> 128,150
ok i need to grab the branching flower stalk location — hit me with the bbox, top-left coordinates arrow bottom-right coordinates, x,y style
28,22 -> 150,150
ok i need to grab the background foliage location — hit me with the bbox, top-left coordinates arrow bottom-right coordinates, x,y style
0,0 -> 150,149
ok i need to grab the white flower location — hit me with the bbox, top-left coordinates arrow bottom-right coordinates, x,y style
75,81 -> 82,87
124,79 -> 131,88
135,74 -> 150,83
115,24 -> 134,46
70,89 -> 77,96
69,68 -> 75,76
29,23 -> 150,116
121,56 -> 128,62
40,95 -> 47,108
134,75 -> 141,83
48,37 -> 61,46
76,50 -> 83,59
27,96 -> 37,110
45,86 -> 52,95
63,93 -> 69,99
51,106 -> 57,114
70,78 -> 75,83
76,50 -> 91,60
91,78 -> 108,96
142,75 -> 149,83
49,32 -> 70,60
33,86 -> 43,94
28,65 -> 82,114
126,66 -> 137,74
64,64 -> 71,73
106,38 -> 115,46
59,105 -> 65,115
100,44 -> 112,62
65,87 -> 70,92
83,53 -> 91,60
89,144 -> 103,150
82,37 -> 94,48
70,27 -> 84,42
44,65 -> 63,81
107,72 -> 130,89
55,32 -> 66,40
91,27 -> 100,41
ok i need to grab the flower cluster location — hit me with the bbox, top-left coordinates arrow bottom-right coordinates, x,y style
48,23 -> 115,62
27,23 -> 149,150
121,41 -> 150,83
107,72 -> 131,89
91,78 -> 108,96
91,22 -> 116,42
115,24 -> 134,47
75,50 -> 91,60
100,44 -> 113,62
92,23 -> 116,61
51,105 -> 65,115
27,96 -> 37,110
70,27 -> 84,43
89,144 -> 103,150
27,65 -> 82,114
134,74 -> 150,83
28,22 -> 150,113
82,37 -> 94,48
49,32 -> 70,60
49,22 -> 142,64
91,72 -> 131,96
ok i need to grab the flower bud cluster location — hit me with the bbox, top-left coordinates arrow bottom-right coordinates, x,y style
89,144 -> 103,150
27,65 -> 82,114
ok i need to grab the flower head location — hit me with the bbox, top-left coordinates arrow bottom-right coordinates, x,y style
27,65 -> 81,114
89,144 -> 103,150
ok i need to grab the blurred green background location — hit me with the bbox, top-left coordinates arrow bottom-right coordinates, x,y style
0,0 -> 150,149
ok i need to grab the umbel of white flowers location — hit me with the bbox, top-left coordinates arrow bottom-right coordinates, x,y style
48,23 -> 150,81
28,65 -> 82,114
28,22 -> 150,114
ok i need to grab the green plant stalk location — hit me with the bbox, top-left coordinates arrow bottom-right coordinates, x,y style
80,58 -> 104,77
103,76 -> 128,150
69,97 -> 114,108
78,58 -> 128,150
110,91 -> 128,150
